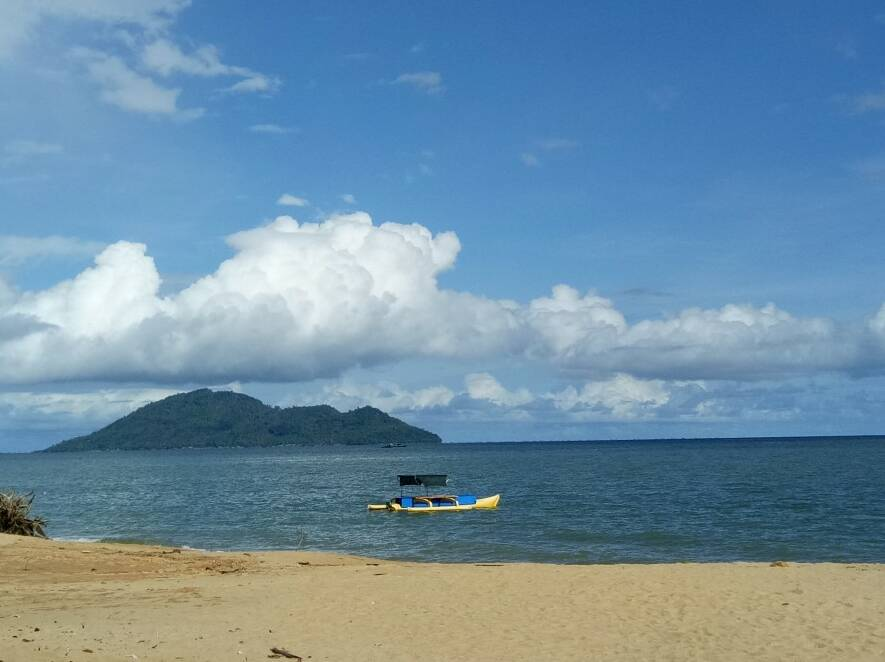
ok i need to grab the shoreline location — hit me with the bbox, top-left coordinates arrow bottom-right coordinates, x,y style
2,534 -> 884,661
43,534 -> 885,565
7,432 -> 885,454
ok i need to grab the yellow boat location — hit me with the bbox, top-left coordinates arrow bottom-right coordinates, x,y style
367,474 -> 500,513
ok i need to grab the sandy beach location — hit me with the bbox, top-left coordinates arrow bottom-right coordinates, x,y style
1,534 -> 883,662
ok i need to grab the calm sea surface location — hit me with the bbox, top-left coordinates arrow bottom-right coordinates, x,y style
1,438 -> 883,563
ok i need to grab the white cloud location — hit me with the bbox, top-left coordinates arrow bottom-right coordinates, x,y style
0,211 -> 882,386
549,374 -> 670,419
870,304 -> 885,337
142,39 -> 279,90
465,373 -> 534,407
520,152 -> 540,167
287,371 -> 885,429
0,0 -> 189,59
305,373 -> 687,424
392,71 -> 444,95
142,39 -> 281,95
0,235 -> 105,267
143,39 -> 224,76
524,285 -> 858,380
0,387 -> 181,425
2,3 -> 275,120
340,193 -> 357,205
249,123 -> 294,134
0,213 -> 513,383
226,74 -> 281,95
73,48 -> 203,119
277,193 -> 309,207
294,381 -> 455,413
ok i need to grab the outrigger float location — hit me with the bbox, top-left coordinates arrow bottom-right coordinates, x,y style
368,474 -> 500,513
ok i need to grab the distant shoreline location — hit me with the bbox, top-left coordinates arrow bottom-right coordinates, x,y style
9,432 -> 884,454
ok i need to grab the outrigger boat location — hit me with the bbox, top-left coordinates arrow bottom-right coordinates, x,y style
368,474 -> 500,513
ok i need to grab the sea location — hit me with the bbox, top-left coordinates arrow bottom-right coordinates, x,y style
1,437 -> 883,564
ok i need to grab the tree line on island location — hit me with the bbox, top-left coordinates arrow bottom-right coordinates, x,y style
45,389 -> 442,452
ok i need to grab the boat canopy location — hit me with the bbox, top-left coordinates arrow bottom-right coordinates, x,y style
398,474 -> 448,487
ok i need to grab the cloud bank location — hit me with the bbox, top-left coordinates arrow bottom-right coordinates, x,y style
1,212 -> 884,386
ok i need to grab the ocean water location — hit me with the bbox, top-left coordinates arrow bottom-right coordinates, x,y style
1,437 -> 883,563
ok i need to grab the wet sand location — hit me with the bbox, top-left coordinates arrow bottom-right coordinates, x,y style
1,533 -> 883,661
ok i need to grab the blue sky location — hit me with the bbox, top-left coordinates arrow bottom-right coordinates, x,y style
1,1 -> 885,451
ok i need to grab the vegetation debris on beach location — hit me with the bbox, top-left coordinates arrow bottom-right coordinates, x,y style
0,491 -> 46,538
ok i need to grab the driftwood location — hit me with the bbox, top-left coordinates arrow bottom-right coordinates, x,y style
269,647 -> 303,660
0,491 -> 47,537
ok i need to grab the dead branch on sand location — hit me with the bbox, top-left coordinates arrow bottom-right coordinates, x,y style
0,491 -> 47,537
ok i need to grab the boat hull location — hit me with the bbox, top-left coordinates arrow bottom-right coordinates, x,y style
368,494 -> 500,513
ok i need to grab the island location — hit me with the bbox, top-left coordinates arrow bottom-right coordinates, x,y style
44,389 -> 442,452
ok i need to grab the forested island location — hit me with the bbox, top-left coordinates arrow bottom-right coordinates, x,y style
45,389 -> 441,452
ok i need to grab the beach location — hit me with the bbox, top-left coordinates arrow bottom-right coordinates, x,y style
1,534 -> 883,661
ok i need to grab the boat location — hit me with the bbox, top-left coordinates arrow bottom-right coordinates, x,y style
380,442 -> 406,448
367,474 -> 500,513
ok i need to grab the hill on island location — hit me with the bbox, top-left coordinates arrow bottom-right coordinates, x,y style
45,389 -> 442,452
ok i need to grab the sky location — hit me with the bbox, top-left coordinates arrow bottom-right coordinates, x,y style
1,1 -> 885,451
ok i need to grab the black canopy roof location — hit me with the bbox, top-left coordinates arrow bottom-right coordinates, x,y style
398,474 -> 448,487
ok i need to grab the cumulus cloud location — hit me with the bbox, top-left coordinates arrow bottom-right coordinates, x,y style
0,213 -> 513,383
465,373 -> 534,407
277,194 -> 309,207
340,193 -> 357,205
0,212 -> 882,386
549,374 -> 670,419
523,285 -> 862,380
0,314 -> 54,343
392,71 -> 444,95
304,373 -> 692,424
302,371 -> 861,430
0,234 -> 105,266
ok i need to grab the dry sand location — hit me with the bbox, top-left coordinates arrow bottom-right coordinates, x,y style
1,533 -> 883,662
